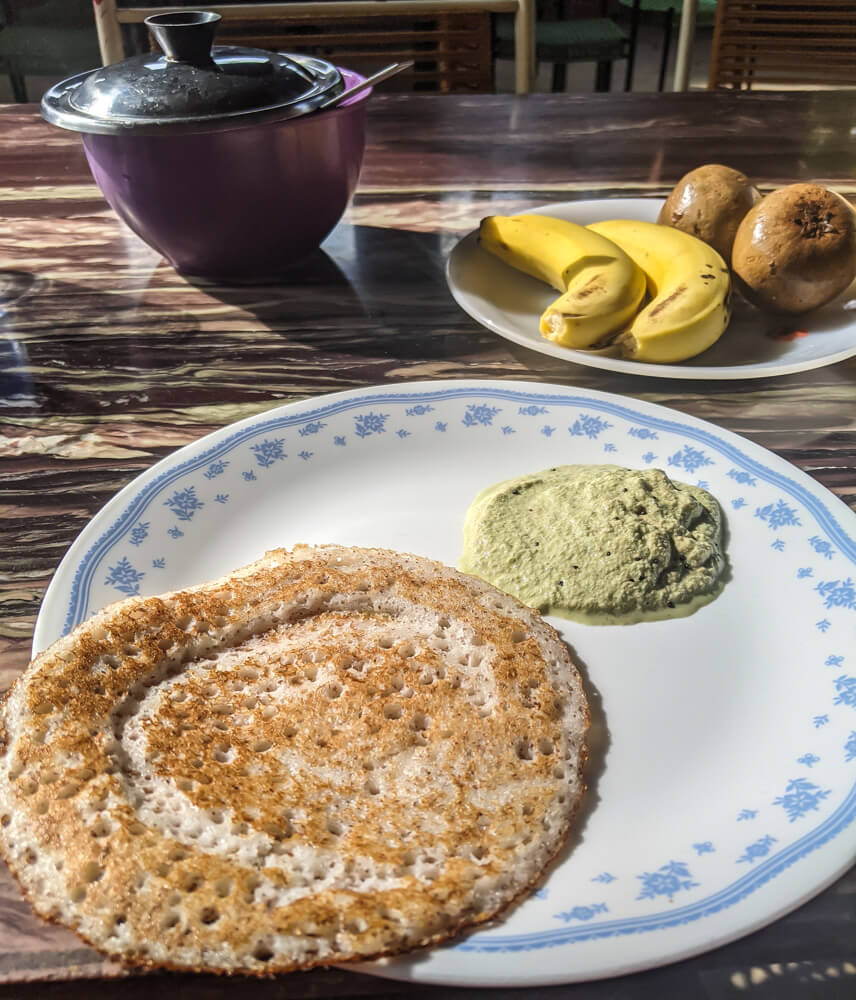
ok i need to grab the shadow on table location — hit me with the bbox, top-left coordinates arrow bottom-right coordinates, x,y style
0,269 -> 194,411
183,225 -> 856,397
181,223 -> 496,363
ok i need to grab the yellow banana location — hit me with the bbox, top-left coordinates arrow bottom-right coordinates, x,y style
587,219 -> 731,363
479,214 -> 646,349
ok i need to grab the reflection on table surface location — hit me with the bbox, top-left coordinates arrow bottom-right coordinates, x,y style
0,90 -> 854,998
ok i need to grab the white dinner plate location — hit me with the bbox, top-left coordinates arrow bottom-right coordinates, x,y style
446,199 -> 856,380
34,381 -> 856,987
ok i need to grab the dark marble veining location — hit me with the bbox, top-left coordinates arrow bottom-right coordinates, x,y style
0,92 -> 854,997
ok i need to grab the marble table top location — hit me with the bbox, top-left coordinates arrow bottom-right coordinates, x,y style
0,91 -> 853,998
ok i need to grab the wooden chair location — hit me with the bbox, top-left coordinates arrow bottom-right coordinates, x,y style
94,1 -> 536,94
494,0 -> 629,92
708,0 -> 856,90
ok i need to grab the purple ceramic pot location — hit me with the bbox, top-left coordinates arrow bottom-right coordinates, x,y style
81,70 -> 369,281
42,12 -> 373,282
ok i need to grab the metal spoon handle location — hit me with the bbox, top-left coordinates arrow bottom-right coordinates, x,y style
320,61 -> 414,110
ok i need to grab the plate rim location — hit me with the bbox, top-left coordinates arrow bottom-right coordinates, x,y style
445,198 -> 856,380
31,378 -> 856,985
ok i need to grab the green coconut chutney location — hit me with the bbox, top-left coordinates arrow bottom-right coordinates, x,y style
460,464 -> 726,625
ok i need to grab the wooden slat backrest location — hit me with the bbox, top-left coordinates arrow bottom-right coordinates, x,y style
709,0 -> 856,90
208,12 -> 494,91
95,2 -> 535,93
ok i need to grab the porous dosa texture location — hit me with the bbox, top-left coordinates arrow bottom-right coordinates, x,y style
0,545 -> 588,974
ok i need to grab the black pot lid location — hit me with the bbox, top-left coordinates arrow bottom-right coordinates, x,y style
41,10 -> 344,136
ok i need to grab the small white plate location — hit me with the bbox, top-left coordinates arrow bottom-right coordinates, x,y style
34,381 -> 856,987
446,199 -> 856,380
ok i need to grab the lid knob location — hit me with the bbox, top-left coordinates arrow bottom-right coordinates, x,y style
145,10 -> 221,67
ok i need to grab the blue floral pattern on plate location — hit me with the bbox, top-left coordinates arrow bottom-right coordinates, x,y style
636,861 -> 698,901
555,903 -> 608,922
33,381 -> 856,977
737,835 -> 777,864
103,556 -> 144,596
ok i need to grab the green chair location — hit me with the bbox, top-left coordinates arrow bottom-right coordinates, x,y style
495,2 -> 630,92
620,0 -> 718,91
0,0 -> 100,102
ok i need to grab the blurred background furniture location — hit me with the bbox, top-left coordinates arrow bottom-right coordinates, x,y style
0,0 -> 730,99
2,86 -> 856,995
708,0 -> 856,90
620,0 -> 717,91
94,0 -> 536,94
0,0 -> 100,101
494,0 -> 629,93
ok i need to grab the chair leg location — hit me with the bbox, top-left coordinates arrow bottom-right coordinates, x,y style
9,72 -> 27,103
624,0 -> 641,91
551,62 -> 567,93
595,61 -> 612,92
657,7 -> 676,92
